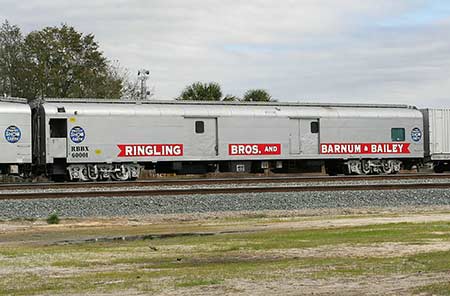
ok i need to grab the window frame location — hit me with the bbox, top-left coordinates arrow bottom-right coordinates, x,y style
310,121 -> 319,134
391,127 -> 405,142
195,121 -> 205,134
49,118 -> 67,138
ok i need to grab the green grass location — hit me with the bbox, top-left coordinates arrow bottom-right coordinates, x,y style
2,250 -> 449,295
1,218 -> 450,295
147,221 -> 450,252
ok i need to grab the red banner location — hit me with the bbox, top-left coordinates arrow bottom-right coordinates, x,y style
118,144 -> 183,157
229,144 -> 281,156
320,143 -> 410,154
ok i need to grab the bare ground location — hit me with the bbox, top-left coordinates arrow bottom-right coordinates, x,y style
1,206 -> 450,295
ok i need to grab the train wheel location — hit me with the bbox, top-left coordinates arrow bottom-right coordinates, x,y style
434,163 -> 445,173
361,161 -> 372,175
382,160 -> 393,174
112,165 -> 130,181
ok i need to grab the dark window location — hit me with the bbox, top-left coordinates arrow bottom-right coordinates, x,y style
49,119 -> 67,138
310,121 -> 319,134
195,121 -> 204,134
391,128 -> 405,141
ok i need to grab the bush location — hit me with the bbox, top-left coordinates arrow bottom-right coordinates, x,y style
46,213 -> 60,224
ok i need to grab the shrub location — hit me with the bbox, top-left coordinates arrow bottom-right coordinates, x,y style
46,213 -> 60,224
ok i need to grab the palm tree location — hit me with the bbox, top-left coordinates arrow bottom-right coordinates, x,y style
177,82 -> 222,101
242,89 -> 276,102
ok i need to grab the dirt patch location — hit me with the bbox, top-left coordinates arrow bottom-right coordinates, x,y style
158,272 -> 450,296
266,241 -> 450,259
260,212 -> 450,231
153,241 -> 450,267
2,205 -> 450,234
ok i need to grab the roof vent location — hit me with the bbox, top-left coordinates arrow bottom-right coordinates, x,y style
57,107 -> 65,113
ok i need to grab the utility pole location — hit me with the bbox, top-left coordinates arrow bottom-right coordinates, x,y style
137,69 -> 150,100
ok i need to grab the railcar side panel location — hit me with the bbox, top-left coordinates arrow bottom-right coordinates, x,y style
0,101 -> 32,167
219,116 -> 289,160
319,117 -> 424,159
38,100 -> 426,179
64,115 -> 185,163
422,109 -> 450,160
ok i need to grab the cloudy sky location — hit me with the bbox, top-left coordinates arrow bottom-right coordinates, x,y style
1,0 -> 450,106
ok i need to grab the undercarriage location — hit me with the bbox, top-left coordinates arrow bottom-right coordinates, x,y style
344,159 -> 402,175
67,164 -> 142,181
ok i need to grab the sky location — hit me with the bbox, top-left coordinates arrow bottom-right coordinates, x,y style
1,0 -> 450,107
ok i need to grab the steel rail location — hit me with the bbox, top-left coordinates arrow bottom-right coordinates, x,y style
1,181 -> 450,200
1,173 -> 450,191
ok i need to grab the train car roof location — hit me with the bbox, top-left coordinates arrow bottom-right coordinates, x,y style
43,98 -> 416,109
40,98 -> 422,118
0,97 -> 31,114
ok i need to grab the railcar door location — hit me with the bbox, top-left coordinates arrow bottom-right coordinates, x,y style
289,119 -> 300,154
299,119 -> 319,155
48,118 -> 67,159
184,117 -> 218,158
290,118 -> 319,155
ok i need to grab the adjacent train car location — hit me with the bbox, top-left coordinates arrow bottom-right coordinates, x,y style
33,99 -> 424,181
422,108 -> 450,172
0,98 -> 32,176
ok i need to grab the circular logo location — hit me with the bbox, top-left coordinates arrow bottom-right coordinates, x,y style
411,127 -> 422,142
70,126 -> 85,143
4,125 -> 21,143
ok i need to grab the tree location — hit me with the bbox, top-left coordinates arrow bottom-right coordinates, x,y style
242,89 -> 275,102
178,82 -> 222,101
22,24 -> 123,99
0,20 -> 25,97
0,21 -> 126,100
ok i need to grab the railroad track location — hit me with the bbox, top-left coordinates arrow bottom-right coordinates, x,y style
1,179 -> 450,200
1,173 -> 450,191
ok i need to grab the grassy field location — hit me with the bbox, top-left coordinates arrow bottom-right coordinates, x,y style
0,211 -> 449,295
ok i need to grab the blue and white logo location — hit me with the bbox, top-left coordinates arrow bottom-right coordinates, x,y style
70,126 -> 85,143
5,125 -> 21,143
411,127 -> 422,142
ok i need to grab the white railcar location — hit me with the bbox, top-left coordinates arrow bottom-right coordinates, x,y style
34,99 -> 424,181
0,98 -> 32,175
422,108 -> 450,172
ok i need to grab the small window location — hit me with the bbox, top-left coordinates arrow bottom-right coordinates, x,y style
391,128 -> 405,141
49,119 -> 67,138
195,121 -> 204,134
310,121 -> 319,134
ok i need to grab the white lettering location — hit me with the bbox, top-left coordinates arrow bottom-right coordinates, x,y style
125,146 -> 132,156
173,145 -> 181,155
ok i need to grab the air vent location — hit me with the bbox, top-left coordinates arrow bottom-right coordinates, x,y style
57,107 -> 65,113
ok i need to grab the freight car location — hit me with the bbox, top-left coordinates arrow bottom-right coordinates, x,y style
31,99 -> 425,181
422,108 -> 450,172
1,97 -> 449,181
0,98 -> 32,176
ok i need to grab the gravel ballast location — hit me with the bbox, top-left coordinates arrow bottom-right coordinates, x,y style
1,189 -> 450,219
2,178 -> 450,195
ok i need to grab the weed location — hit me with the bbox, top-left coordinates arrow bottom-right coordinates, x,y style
46,213 -> 60,224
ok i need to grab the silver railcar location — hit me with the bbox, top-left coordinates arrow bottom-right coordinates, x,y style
0,98 -> 32,176
34,99 -> 424,181
422,108 -> 450,172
